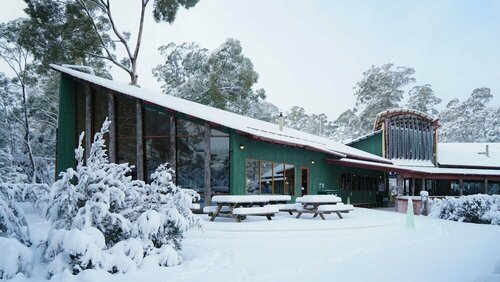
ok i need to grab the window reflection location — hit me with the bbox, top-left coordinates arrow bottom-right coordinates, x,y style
210,129 -> 229,194
176,119 -> 205,190
116,95 -> 137,177
143,106 -> 170,182
246,159 -> 295,195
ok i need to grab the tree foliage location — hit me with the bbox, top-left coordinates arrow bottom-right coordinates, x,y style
406,84 -> 442,116
354,63 -> 416,132
439,87 -> 499,142
154,38 -> 270,116
23,0 -> 200,84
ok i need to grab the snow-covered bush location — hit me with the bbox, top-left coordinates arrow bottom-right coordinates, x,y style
429,194 -> 500,224
133,164 -> 202,251
42,227 -> 105,277
46,118 -> 144,246
0,183 -> 50,212
0,189 -> 30,245
103,238 -> 144,274
0,237 -> 33,279
43,119 -> 202,276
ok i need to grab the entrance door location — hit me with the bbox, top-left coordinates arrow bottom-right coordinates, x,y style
301,168 -> 309,196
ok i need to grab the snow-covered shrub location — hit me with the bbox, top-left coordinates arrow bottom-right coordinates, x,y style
0,237 -> 33,279
43,119 -> 202,276
46,118 -> 144,246
0,191 -> 30,245
429,194 -> 500,224
0,183 -> 50,212
133,164 -> 202,251
141,243 -> 181,268
103,238 -> 144,274
42,227 -> 105,277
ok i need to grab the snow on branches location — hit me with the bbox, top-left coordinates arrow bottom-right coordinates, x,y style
43,118 -> 202,276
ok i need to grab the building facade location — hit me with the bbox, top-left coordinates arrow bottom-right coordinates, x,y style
53,66 -> 499,207
346,109 -> 500,197
53,65 -> 388,207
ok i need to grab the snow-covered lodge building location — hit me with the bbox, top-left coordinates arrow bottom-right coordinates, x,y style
346,109 -> 500,197
52,65 -> 500,206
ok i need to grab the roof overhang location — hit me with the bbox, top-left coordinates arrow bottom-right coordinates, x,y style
325,158 -> 500,181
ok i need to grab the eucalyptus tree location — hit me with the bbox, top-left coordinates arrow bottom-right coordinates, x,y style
353,63 -> 416,133
0,19 -> 38,182
153,38 -> 268,116
406,84 -> 442,116
24,0 -> 200,85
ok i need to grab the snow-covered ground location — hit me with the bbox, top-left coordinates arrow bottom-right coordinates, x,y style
13,205 -> 500,282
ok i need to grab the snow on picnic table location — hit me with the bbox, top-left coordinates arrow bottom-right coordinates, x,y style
12,206 -> 500,282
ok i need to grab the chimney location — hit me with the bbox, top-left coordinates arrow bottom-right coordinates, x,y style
486,144 -> 490,158
278,112 -> 284,131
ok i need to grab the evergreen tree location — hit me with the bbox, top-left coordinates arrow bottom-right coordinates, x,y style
330,109 -> 363,143
439,87 -> 500,142
354,63 -> 416,133
24,0 -> 200,85
154,38 -> 269,116
406,84 -> 442,116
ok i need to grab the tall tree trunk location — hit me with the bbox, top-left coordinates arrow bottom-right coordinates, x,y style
21,83 -> 36,183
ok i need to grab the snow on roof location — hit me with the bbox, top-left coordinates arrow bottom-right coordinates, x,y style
51,64 -> 391,164
391,159 -> 435,167
345,130 -> 382,145
437,143 -> 500,169
409,166 -> 500,177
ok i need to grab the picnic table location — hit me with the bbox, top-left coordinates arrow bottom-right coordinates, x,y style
295,195 -> 353,220
204,195 -> 291,222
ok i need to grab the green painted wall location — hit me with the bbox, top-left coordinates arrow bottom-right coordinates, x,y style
348,131 -> 383,157
55,75 -> 76,176
229,131 -> 383,203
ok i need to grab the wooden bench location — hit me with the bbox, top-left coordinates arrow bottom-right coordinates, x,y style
232,206 -> 279,222
202,205 -> 231,216
297,204 -> 354,220
270,203 -> 302,215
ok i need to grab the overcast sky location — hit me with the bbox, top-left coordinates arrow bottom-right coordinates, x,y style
1,0 -> 499,120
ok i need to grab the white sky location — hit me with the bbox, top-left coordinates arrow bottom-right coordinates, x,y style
1,0 -> 499,120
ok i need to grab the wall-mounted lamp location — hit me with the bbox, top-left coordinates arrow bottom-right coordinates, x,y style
310,159 -> 315,164
239,144 -> 245,150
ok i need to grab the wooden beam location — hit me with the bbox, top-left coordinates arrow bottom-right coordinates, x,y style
169,115 -> 176,182
84,84 -> 92,160
136,100 -> 144,181
108,92 -> 116,163
459,179 -> 463,196
204,122 -> 212,206
485,179 -> 489,194
411,177 -> 416,196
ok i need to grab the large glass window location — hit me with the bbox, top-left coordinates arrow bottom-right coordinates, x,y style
116,95 -> 137,177
92,89 -> 109,153
340,173 -> 382,192
245,159 -> 295,195
210,129 -> 229,194
92,89 -> 109,135
176,119 -> 205,190
143,106 -> 170,182
489,183 -> 500,195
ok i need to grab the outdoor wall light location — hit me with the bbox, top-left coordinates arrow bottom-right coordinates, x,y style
311,159 -> 315,164
239,144 -> 245,150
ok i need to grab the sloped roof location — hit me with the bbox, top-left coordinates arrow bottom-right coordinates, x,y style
51,64 -> 391,164
437,143 -> 500,169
